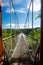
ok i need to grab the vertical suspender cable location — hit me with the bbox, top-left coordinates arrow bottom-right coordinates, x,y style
28,0 -> 32,29
11,0 -> 17,43
24,0 -> 32,29
28,11 -> 29,29
32,0 -> 33,30
32,0 -> 33,43
32,0 -> 34,57
11,0 -> 20,29
10,0 -> 12,52
11,0 -> 20,43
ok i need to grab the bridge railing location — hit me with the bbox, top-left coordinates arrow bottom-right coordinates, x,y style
26,35 -> 40,58
2,35 -> 17,57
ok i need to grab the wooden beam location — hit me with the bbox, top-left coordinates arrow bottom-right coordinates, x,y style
41,0 -> 43,65
0,0 -> 3,63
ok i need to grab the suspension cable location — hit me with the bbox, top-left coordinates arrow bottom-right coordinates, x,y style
24,0 -> 32,29
24,0 -> 34,58
11,0 -> 20,29
10,0 -> 20,44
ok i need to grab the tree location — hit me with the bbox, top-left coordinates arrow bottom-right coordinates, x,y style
35,14 -> 41,20
35,11 -> 41,20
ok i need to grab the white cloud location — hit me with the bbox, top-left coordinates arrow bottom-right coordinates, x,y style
15,8 -> 27,13
27,0 -> 41,12
2,0 -> 41,13
6,8 -> 27,13
2,22 -> 40,29
13,0 -> 22,4
33,25 -> 40,28
4,23 -> 24,29
5,23 -> 15,27
2,0 -> 41,12
2,0 -> 22,7
2,23 -> 31,29
2,2 -> 10,7
2,23 -> 24,29
2,0 -> 28,13
20,24 -> 24,29
6,8 -> 14,13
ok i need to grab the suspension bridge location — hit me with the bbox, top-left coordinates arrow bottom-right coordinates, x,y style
0,0 -> 40,65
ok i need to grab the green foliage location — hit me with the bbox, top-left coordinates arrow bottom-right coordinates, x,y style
27,28 -> 40,50
2,28 -> 40,54
35,11 -> 41,20
2,29 -> 7,38
2,29 -> 21,38
35,14 -> 41,20
30,28 -> 40,39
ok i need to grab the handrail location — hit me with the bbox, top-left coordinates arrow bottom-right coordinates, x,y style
35,45 -> 40,60
3,35 -> 15,41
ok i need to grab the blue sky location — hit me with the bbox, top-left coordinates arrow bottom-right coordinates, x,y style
2,0 -> 41,29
